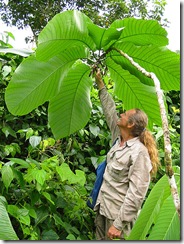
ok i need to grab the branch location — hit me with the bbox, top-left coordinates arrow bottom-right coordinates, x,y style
113,48 -> 180,217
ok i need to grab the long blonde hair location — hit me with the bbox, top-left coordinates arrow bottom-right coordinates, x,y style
128,108 -> 160,176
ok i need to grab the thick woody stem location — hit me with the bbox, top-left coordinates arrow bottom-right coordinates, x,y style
113,48 -> 180,217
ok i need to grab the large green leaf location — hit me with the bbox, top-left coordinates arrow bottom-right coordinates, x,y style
128,175 -> 170,240
106,58 -> 161,128
48,63 -> 92,139
5,46 -> 89,115
4,11 -> 180,139
110,18 -> 168,46
147,195 -> 180,240
36,10 -> 96,61
87,23 -> 123,50
111,43 -> 180,91
127,166 -> 180,240
127,175 -> 170,240
0,197 -> 19,240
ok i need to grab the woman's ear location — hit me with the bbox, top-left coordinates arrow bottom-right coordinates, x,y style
127,122 -> 134,129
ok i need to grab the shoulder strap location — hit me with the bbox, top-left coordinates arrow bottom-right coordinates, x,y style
112,137 -> 118,147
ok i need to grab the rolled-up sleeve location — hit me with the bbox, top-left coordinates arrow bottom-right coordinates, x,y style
113,151 -> 152,230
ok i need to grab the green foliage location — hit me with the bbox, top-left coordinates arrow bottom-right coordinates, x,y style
127,166 -> 180,240
0,10 -> 180,241
5,11 -> 180,140
0,155 -> 94,240
0,196 -> 19,240
0,50 -> 111,239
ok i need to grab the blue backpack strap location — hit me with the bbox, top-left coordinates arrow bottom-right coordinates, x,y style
87,159 -> 107,209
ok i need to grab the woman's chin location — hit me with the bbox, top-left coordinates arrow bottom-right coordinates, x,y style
117,118 -> 121,124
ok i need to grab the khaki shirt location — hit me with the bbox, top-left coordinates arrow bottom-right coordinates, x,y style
94,87 -> 152,233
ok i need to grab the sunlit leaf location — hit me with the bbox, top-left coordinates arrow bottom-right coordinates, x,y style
36,10 -> 96,61
48,63 -> 92,139
106,58 -> 161,128
5,10 -> 180,139
5,46 -> 89,116
110,18 -> 168,46
111,43 -> 180,91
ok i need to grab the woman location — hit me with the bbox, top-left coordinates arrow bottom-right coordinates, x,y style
94,69 -> 160,240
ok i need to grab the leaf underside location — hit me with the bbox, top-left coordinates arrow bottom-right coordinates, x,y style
5,10 -> 180,139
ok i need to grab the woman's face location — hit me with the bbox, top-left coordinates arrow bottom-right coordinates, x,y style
117,109 -> 135,128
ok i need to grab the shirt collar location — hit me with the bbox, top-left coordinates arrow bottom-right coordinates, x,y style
118,135 -> 139,147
